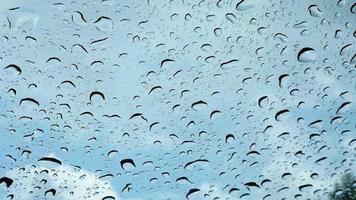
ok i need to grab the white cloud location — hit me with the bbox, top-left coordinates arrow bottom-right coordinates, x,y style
2,164 -> 119,200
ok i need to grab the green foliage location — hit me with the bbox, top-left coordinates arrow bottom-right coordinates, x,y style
329,173 -> 356,200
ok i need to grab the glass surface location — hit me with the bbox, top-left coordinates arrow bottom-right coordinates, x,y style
0,0 -> 355,199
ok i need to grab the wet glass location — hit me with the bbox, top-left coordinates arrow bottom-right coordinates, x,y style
0,0 -> 355,199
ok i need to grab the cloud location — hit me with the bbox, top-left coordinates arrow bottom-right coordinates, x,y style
2,164 -> 119,200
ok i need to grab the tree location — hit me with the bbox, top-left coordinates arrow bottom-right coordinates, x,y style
329,172 -> 356,200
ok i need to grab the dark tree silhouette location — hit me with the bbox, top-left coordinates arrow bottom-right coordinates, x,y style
329,173 -> 356,200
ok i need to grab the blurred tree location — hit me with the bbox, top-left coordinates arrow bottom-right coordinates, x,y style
329,172 -> 356,200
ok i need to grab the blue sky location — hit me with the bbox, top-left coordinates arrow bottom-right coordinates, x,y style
0,0 -> 355,199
